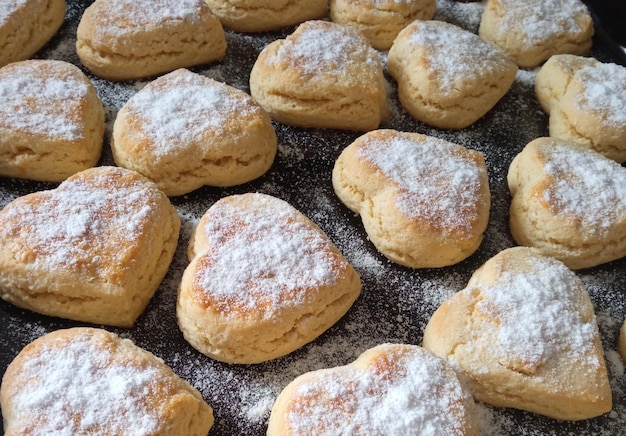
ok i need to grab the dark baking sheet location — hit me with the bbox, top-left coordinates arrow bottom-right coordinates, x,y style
1,1 -> 625,434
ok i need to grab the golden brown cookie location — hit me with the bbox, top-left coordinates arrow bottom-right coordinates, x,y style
0,0 -> 66,68
112,68 -> 277,196
267,344 -> 479,435
388,20 -> 517,129
204,0 -> 328,32
332,129 -> 490,268
76,0 -> 226,81
423,247 -> 612,421
249,20 -> 390,131
0,166 -> 180,327
1,328 -> 213,435
535,54 -> 626,163
177,193 -> 361,364
479,0 -> 593,68
0,60 -> 104,182
330,0 -> 436,50
619,319 -> 626,363
507,137 -> 626,269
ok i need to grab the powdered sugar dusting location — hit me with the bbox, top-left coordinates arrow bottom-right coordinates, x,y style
0,0 -> 28,26
123,69 -> 252,157
356,132 -> 487,235
273,21 -> 378,76
497,0 -> 590,48
1,169 -> 156,272
576,62 -> 626,126
477,254 -> 599,370
286,345 -> 471,435
0,63 -> 89,140
407,21 -> 511,95
195,194 -> 344,317
10,334 -> 161,435
542,143 -> 626,236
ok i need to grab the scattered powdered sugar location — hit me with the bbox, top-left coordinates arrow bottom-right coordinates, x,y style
123,70 -> 252,157
542,143 -> 626,236
434,0 -> 484,33
196,195 -> 344,317
272,21 -> 378,76
0,64 -> 89,140
1,169 -> 155,272
356,133 -> 486,235
286,345 -> 470,435
477,255 -> 598,370
407,21 -> 511,95
576,62 -> 626,126
11,334 -> 161,435
497,0 -> 590,48
0,0 -> 28,26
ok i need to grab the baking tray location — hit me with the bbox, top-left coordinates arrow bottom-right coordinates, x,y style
1,1 -> 625,434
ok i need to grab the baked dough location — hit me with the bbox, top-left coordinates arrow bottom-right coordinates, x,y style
330,0 -> 436,50
0,0 -> 66,68
0,327 -> 213,435
267,343 -> 479,435
332,129 -> 490,268
535,54 -> 626,163
0,60 -> 105,182
112,68 -> 277,196
204,0 -> 328,32
422,247 -> 612,421
0,166 -> 180,327
479,0 -> 593,68
507,137 -> 626,269
177,193 -> 361,364
76,0 -> 226,81
249,20 -> 390,131
388,20 -> 517,129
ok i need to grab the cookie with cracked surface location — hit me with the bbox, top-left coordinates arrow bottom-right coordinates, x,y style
1,327 -> 214,435
177,193 -> 361,364
76,0 -> 226,81
332,129 -> 490,268
423,247 -> 612,421
507,137 -> 626,269
112,68 -> 277,196
249,20 -> 390,132
0,166 -> 180,327
388,20 -> 517,129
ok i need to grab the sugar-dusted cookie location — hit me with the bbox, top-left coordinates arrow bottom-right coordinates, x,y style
1,328 -> 214,435
0,0 -> 66,68
0,60 -> 105,182
76,0 -> 226,81
204,0 -> 328,32
177,193 -> 361,364
112,69 -> 277,196
388,20 -> 517,129
267,343 -> 479,435
249,20 -> 390,132
507,137 -> 626,269
619,319 -> 626,363
332,129 -> 490,268
330,0 -> 436,50
479,0 -> 593,68
0,166 -> 180,327
423,247 -> 612,421
535,54 -> 626,163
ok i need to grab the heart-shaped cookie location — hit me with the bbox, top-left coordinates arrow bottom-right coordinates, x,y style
267,343 -> 479,435
422,247 -> 612,421
508,137 -> 626,269
0,60 -> 105,182
249,20 -> 389,131
177,193 -> 361,364
332,129 -> 490,268
0,166 -> 180,327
